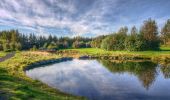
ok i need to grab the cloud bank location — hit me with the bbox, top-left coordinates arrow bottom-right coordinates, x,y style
0,0 -> 170,37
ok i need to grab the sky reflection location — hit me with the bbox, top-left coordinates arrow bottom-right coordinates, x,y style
26,59 -> 170,100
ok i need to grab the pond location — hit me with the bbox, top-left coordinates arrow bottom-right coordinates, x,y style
25,59 -> 170,100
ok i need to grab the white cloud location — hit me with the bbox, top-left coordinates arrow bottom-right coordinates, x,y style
0,0 -> 169,36
0,0 -> 115,36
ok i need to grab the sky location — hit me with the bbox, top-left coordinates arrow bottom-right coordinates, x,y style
0,0 -> 170,37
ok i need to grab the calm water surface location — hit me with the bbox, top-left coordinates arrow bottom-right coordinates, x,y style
25,59 -> 170,100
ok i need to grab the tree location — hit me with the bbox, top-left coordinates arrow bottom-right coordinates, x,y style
15,42 -> 22,51
125,34 -> 146,51
72,41 -> 79,48
31,45 -> 37,51
11,30 -> 19,43
0,43 -> 3,51
43,43 -> 48,49
101,31 -> 127,51
161,19 -> 170,45
140,18 -> 160,50
10,42 -> 15,51
124,26 -> 146,51
101,28 -> 128,51
118,26 -> 128,35
131,26 -> 138,36
90,35 -> 105,48
79,41 -> 87,48
3,43 -> 10,51
101,35 -> 115,50
0,29 -> 92,51
63,40 -> 69,48
47,34 -> 53,44
47,42 -> 58,50
20,34 -> 29,50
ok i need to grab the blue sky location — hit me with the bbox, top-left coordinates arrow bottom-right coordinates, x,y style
0,0 -> 170,37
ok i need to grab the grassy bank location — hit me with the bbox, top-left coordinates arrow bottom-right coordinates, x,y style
67,46 -> 170,56
0,47 -> 170,99
0,52 -> 7,57
59,47 -> 170,64
0,51 -> 85,100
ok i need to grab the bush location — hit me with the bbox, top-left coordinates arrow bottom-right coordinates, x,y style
3,43 -> 10,52
72,41 -> 87,48
101,36 -> 115,50
0,43 -> 3,51
15,42 -> 22,51
125,35 -> 146,51
101,33 -> 127,51
47,43 -> 58,50
31,45 -> 37,51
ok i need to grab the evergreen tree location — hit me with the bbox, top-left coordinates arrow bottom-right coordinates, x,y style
140,18 -> 160,50
161,19 -> 170,45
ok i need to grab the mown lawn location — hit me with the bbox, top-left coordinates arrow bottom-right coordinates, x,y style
67,46 -> 170,57
0,51 -> 85,100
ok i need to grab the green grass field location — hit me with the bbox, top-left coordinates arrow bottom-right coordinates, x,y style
67,46 -> 170,57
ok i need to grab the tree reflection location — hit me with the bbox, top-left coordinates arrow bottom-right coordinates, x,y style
99,60 -> 158,90
161,65 -> 170,79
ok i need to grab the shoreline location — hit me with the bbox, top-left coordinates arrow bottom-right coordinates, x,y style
0,50 -> 170,99
0,52 -> 86,100
57,49 -> 170,66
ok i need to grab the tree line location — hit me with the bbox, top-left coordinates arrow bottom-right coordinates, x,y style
91,18 -> 170,51
0,30 -> 91,51
0,18 -> 170,52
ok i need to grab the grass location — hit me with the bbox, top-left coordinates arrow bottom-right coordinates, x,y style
62,46 -> 170,65
0,46 -> 170,99
0,52 -> 7,57
0,51 -> 85,100
66,46 -> 170,57
160,45 -> 170,51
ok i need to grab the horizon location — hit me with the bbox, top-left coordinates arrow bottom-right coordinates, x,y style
0,0 -> 170,37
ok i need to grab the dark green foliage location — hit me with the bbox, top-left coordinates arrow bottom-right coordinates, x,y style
101,31 -> 127,51
100,60 -> 158,89
47,42 -> 59,50
15,43 -> 22,51
0,44 -> 3,51
161,19 -> 170,45
2,43 -> 10,51
101,35 -> 115,50
124,34 -> 146,51
0,30 -> 92,51
124,26 -> 145,51
0,19 -> 166,51
31,45 -> 37,51
0,30 -> 21,51
113,32 -> 127,50
72,41 -> 87,48
140,18 -> 160,50
101,19 -> 161,51
90,35 -> 105,48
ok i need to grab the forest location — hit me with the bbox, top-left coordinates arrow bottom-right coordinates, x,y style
0,18 -> 170,52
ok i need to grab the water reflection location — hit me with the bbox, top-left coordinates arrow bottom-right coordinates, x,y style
161,65 -> 170,79
99,61 -> 158,90
26,59 -> 170,100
